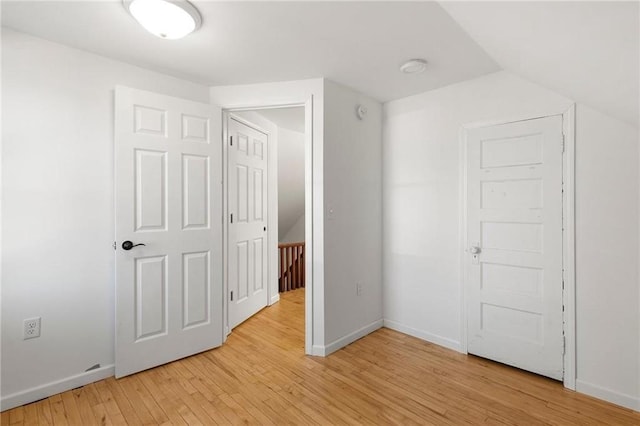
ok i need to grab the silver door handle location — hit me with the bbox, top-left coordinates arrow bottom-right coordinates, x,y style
470,246 -> 481,255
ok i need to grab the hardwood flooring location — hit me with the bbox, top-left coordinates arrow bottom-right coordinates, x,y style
2,288 -> 639,425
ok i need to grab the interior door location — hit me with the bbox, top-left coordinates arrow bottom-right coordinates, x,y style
115,86 -> 223,378
228,116 -> 269,329
466,115 -> 564,380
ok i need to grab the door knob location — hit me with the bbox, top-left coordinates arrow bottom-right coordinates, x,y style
122,241 -> 146,250
470,246 -> 481,255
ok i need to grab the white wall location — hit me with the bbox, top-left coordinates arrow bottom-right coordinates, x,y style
382,70 -> 640,409
1,29 -> 210,408
574,104 -> 639,408
276,128 -> 305,242
282,214 -> 305,243
323,80 -> 383,350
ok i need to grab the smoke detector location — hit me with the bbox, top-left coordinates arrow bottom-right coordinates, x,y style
400,59 -> 428,74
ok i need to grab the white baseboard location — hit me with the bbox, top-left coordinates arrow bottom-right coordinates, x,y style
269,293 -> 280,306
382,320 -> 639,413
1,364 -> 114,412
314,319 -> 384,357
383,319 -> 463,353
3,345 -> 637,416
310,345 -> 326,357
576,380 -> 640,412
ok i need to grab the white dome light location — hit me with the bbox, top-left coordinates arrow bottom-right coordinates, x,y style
124,0 -> 202,40
400,59 -> 428,74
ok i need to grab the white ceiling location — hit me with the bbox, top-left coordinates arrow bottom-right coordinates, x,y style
1,1 -> 500,102
256,107 -> 305,134
441,1 -> 639,127
3,1 -> 637,127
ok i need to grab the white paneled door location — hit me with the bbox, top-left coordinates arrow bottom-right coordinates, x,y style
228,117 -> 269,329
115,87 -> 223,378
466,115 -> 564,380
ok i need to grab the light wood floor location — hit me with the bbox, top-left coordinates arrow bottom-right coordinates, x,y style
3,289 -> 639,425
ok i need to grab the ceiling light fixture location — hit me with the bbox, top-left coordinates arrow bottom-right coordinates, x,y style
123,0 -> 202,40
400,59 -> 428,74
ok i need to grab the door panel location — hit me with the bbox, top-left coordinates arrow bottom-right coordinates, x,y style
228,117 -> 269,329
135,255 -> 167,340
480,133 -> 543,168
135,149 -> 167,231
182,154 -> 210,229
253,238 -> 264,291
182,251 -> 210,328
115,86 -> 223,378
237,241 -> 249,301
466,115 -> 564,380
481,179 -> 542,209
253,170 -> 264,220
181,114 -> 210,143
236,165 -> 249,222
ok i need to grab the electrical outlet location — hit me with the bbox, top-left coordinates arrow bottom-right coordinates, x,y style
327,205 -> 336,221
356,282 -> 363,296
24,317 -> 41,340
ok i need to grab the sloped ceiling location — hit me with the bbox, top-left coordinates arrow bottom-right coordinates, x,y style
258,108 -> 306,134
441,1 -> 639,127
3,1 -> 637,126
1,1 -> 499,102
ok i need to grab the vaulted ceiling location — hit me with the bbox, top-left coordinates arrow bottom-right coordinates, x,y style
0,1 -> 499,102
258,108 -> 305,134
2,1 -> 638,127
441,1 -> 639,127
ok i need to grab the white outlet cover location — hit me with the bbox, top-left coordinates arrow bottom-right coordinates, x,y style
327,205 -> 335,220
23,317 -> 41,340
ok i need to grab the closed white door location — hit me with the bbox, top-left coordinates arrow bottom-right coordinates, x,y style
466,115 -> 564,380
228,117 -> 269,329
115,87 -> 223,378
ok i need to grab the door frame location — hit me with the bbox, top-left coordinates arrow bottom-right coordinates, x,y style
222,99 -> 313,354
458,104 -> 577,390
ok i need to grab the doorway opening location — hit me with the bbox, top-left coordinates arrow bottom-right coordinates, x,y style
223,106 -> 307,352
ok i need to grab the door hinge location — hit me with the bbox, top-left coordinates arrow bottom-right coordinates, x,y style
230,213 -> 234,224
230,291 -> 234,301
230,136 -> 233,146
113,241 -> 116,250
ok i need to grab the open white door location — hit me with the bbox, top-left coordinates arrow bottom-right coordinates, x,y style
227,116 -> 269,329
466,115 -> 564,380
115,87 -> 223,378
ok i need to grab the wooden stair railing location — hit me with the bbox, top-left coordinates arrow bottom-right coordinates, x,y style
278,242 -> 305,292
